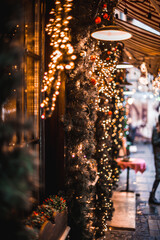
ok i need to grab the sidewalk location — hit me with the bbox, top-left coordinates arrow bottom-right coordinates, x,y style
104,143 -> 160,240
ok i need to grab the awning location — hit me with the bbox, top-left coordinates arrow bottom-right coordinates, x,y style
117,0 -> 160,32
115,0 -> 160,75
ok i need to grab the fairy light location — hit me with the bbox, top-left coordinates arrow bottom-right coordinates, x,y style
91,39 -> 126,237
93,42 -> 119,236
41,0 -> 75,118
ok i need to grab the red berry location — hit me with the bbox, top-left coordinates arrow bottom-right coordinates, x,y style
90,77 -> 97,85
90,55 -> 96,61
95,16 -> 101,24
108,111 -> 112,115
103,13 -> 109,19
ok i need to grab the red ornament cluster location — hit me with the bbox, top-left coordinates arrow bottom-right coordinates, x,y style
95,2 -> 111,25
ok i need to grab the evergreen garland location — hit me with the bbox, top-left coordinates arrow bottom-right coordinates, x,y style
64,1 -> 100,239
65,34 -> 98,240
91,40 -> 122,237
65,0 -> 124,238
109,86 -> 124,187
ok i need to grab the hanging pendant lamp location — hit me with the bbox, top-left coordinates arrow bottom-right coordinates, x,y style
91,25 -> 132,41
116,47 -> 133,69
116,61 -> 133,69
91,0 -> 132,41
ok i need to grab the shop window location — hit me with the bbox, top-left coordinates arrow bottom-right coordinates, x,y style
1,0 -> 45,200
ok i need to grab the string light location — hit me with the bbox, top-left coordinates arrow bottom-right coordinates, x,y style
40,0 -> 75,118
89,37 -> 127,237
91,40 -> 123,237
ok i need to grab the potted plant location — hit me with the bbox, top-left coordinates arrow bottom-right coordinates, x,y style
25,195 -> 68,240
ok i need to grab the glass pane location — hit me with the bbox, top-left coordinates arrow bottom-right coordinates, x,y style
24,56 -> 40,141
2,91 -> 17,121
26,56 -> 34,119
24,1 -> 35,52
35,0 -> 40,56
34,60 -> 40,139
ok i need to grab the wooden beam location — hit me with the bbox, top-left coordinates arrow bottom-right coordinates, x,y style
117,0 -> 160,16
117,0 -> 123,6
149,0 -> 160,16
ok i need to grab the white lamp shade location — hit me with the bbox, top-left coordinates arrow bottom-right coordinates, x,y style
91,25 -> 132,41
116,62 -> 133,69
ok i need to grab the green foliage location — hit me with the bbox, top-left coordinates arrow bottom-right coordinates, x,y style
65,22 -> 98,240
65,1 -> 122,239
0,1 -> 35,239
0,0 -> 23,106
0,147 -> 34,217
43,195 -> 67,213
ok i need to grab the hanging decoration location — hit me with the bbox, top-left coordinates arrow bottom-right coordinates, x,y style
116,62 -> 133,69
91,0 -> 132,41
116,45 -> 133,69
40,0 -> 75,119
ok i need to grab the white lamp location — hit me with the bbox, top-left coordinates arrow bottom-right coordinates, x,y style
91,25 -> 132,41
116,62 -> 133,69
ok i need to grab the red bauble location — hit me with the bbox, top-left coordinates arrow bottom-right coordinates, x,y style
107,51 -> 111,55
108,111 -> 112,115
106,57 -> 110,61
95,16 -> 101,24
90,55 -> 96,61
103,4 -> 107,8
90,77 -> 97,85
103,13 -> 109,19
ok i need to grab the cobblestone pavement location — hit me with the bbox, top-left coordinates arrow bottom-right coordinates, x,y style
103,143 -> 160,240
104,199 -> 158,240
